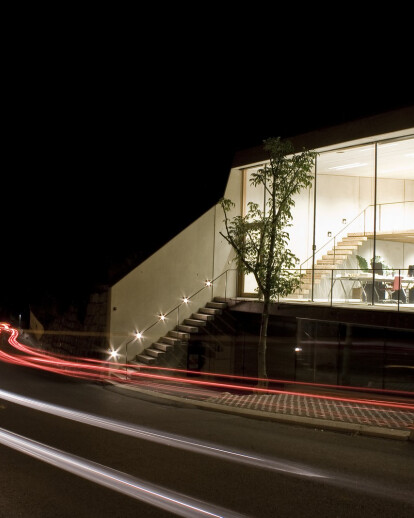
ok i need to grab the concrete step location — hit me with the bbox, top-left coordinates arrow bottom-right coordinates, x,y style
159,336 -> 181,345
184,318 -> 206,327
206,301 -> 227,309
129,360 -> 146,368
191,312 -> 214,321
178,324 -> 199,333
153,342 -> 173,352
136,354 -> 157,364
146,348 -> 165,358
199,307 -> 222,316
169,330 -> 190,340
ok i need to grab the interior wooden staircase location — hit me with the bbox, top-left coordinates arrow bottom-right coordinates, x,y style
294,233 -> 368,298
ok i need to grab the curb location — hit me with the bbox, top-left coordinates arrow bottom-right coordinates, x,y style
107,381 -> 412,442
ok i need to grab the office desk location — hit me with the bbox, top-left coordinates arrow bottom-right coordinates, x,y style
331,274 -> 414,303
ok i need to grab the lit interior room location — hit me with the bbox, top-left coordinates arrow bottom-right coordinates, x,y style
241,135 -> 414,310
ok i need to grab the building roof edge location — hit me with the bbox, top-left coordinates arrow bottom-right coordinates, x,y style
231,106 -> 414,168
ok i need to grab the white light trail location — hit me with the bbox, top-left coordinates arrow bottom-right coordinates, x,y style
1,389 -> 413,506
0,388 -> 326,479
0,427 -> 244,518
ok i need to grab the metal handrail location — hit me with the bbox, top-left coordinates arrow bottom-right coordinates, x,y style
300,206 -> 368,269
137,268 -> 238,337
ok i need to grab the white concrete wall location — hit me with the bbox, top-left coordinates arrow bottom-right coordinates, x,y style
109,167 -> 241,360
213,166 -> 242,298
244,167 -> 265,211
110,208 -> 215,358
377,179 -> 414,231
289,185 -> 314,268
242,167 -> 316,289
316,175 -> 366,245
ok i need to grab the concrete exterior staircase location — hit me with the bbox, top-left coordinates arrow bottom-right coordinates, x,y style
132,300 -> 228,368
294,234 -> 368,298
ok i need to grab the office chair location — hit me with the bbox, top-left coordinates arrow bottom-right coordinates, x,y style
385,275 -> 406,303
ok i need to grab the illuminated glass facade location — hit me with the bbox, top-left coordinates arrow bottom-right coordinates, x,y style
241,134 -> 414,311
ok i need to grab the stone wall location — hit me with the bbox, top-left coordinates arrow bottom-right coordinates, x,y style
31,286 -> 109,360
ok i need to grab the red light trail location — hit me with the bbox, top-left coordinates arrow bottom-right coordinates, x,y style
2,322 -> 413,512
1,322 -> 413,412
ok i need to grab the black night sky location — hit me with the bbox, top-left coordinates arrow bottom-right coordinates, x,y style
2,30 -> 414,317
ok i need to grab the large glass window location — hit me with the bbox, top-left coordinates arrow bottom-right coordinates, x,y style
242,166 -> 265,295
375,137 -> 414,305
241,134 -> 414,311
311,143 -> 376,303
241,163 -> 315,297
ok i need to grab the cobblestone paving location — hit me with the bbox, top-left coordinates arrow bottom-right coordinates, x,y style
205,392 -> 414,430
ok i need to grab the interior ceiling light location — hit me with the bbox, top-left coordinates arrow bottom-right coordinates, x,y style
329,162 -> 367,171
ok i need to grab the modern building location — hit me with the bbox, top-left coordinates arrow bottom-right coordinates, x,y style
108,107 -> 414,388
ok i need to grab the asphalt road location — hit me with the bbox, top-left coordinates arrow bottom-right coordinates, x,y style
0,361 -> 413,518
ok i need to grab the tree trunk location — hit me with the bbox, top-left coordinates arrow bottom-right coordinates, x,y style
257,299 -> 269,388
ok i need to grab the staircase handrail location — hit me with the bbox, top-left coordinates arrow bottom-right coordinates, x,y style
138,268 -> 238,337
299,199 -> 413,270
300,205 -> 368,269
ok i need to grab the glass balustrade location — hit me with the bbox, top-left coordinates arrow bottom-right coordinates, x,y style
277,268 -> 414,312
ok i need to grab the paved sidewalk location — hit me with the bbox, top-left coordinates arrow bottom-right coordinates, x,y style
205,391 -> 414,431
110,376 -> 414,441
